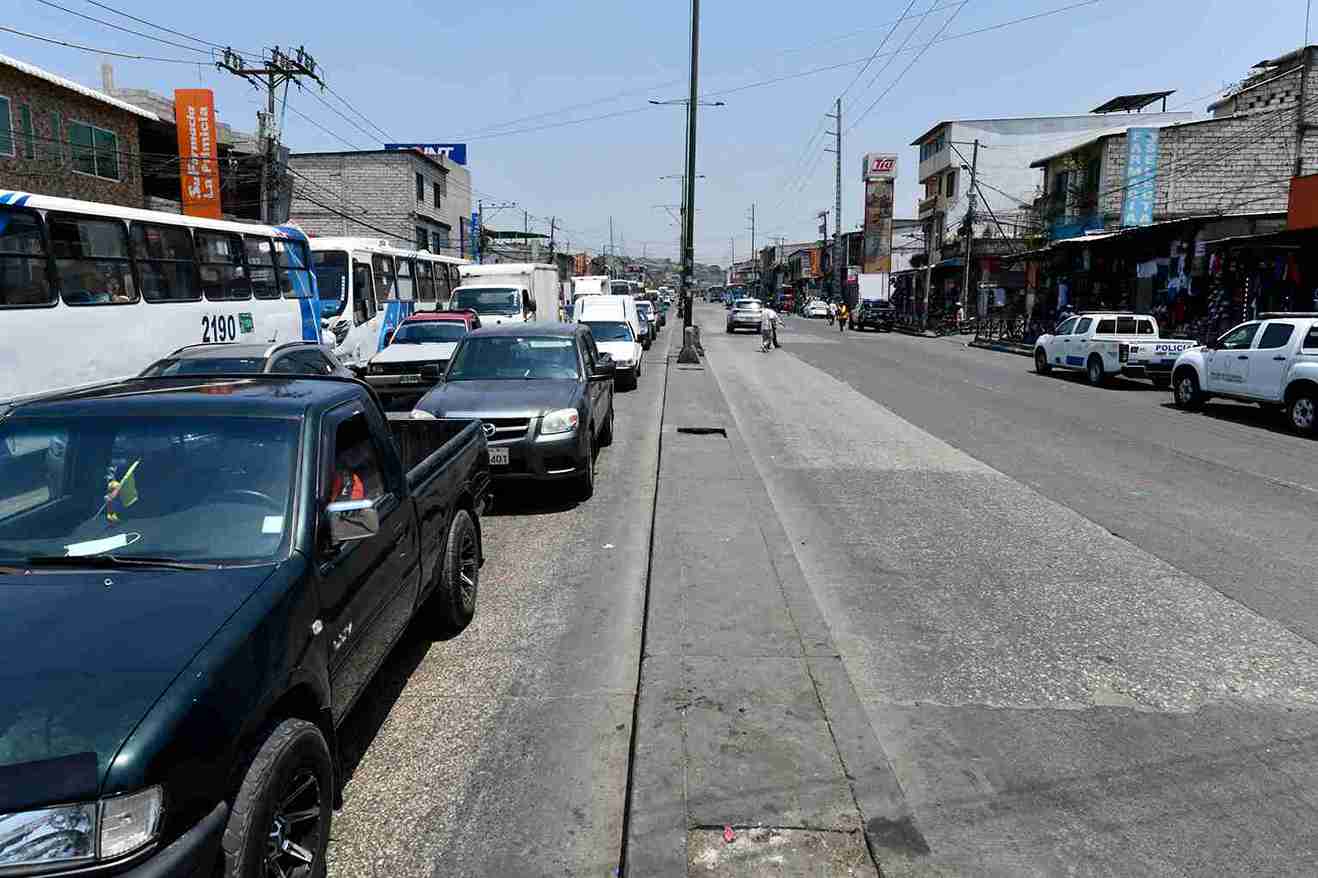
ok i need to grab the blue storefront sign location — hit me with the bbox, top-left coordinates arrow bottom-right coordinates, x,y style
383,143 -> 468,165
1121,128 -> 1159,227
471,211 -> 481,263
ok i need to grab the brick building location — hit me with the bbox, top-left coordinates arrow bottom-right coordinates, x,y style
0,52 -> 153,207
1031,47 -> 1318,238
287,149 -> 474,256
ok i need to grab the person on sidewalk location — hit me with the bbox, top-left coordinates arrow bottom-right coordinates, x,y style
837,303 -> 848,333
827,302 -> 836,326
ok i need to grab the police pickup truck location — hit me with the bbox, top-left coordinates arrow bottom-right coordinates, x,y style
1171,313 -> 1318,435
1034,313 -> 1198,387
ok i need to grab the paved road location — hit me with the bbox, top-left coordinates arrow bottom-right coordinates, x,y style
696,305 -> 1318,875
326,329 -> 670,878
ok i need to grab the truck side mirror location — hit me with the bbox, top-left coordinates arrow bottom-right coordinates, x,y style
326,498 -> 380,545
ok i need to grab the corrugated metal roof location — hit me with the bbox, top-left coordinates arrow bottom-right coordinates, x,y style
0,53 -> 159,121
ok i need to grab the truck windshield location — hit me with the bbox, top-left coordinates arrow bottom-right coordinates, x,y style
451,288 -> 521,316
392,322 -> 469,344
584,321 -> 634,342
447,336 -> 580,381
313,251 -> 349,317
0,415 -> 299,565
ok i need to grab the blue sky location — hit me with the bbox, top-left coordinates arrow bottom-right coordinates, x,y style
5,0 -> 1313,264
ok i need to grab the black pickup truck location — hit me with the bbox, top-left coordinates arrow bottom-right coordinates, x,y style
0,376 -> 488,878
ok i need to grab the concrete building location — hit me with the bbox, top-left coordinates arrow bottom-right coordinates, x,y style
287,149 -> 474,256
0,52 -> 153,207
910,106 -> 1192,258
1030,47 -> 1318,238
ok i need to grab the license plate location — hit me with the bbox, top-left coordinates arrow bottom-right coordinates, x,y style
488,447 -> 509,466
398,374 -> 420,384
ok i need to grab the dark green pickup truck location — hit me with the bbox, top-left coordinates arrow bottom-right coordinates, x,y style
0,376 -> 488,878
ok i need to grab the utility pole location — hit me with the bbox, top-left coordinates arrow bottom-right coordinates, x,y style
747,203 -> 756,294
960,138 -> 980,319
677,0 -> 703,363
826,98 -> 843,304
609,216 -> 615,276
217,46 -> 323,224
474,199 -> 515,265
818,209 -> 828,299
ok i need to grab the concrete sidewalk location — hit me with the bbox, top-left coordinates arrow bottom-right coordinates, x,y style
624,353 -> 917,876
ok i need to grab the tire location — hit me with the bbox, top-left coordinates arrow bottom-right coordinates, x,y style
726,326 -> 734,334
1288,388 -> 1317,436
221,718 -> 333,878
1086,355 -> 1105,387
426,509 -> 479,635
1173,369 -> 1205,410
1151,374 -> 1171,390
599,404 -> 614,447
1034,348 -> 1051,375
574,433 -> 594,501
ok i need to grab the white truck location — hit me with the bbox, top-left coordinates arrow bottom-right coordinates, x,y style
1171,313 -> 1318,435
572,275 -> 612,298
1033,312 -> 1197,387
451,263 -> 561,326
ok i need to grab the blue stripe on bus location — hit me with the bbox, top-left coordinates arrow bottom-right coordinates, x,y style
14,195 -> 29,206
0,193 -> 12,204
376,301 -> 416,352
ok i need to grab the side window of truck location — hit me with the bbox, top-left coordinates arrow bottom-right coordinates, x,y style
1075,318 -> 1093,335
1138,320 -> 1155,335
1096,319 -> 1116,334
1304,325 -> 1318,352
326,415 -> 385,504
1257,323 -> 1295,350
1116,316 -> 1137,334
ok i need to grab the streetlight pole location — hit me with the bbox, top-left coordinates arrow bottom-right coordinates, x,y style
676,0 -> 703,364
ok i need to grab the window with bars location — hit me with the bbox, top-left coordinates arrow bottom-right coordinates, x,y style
0,96 -> 14,157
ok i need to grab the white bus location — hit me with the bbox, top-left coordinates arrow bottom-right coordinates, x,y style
0,190 -> 322,405
308,237 -> 469,368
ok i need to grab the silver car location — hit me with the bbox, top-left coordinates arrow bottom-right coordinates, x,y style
725,299 -> 763,333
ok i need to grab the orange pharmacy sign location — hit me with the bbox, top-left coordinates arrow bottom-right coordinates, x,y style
174,89 -> 222,219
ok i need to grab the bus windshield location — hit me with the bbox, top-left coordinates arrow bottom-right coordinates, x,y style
0,415 -> 299,565
451,287 -> 521,316
313,251 -> 349,317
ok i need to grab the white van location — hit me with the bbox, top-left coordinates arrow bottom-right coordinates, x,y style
573,276 -> 611,298
452,263 -> 560,326
575,294 -> 647,351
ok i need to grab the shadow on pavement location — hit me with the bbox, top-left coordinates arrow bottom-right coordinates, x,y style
1161,399 -> 1296,436
484,481 -> 582,517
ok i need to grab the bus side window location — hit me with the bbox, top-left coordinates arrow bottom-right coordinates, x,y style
132,222 -> 200,302
49,213 -> 137,306
274,239 -> 314,299
417,261 -> 436,303
372,254 -> 396,306
352,262 -> 373,324
197,231 -> 251,301
244,236 -> 280,300
396,258 -> 415,301
0,207 -> 56,307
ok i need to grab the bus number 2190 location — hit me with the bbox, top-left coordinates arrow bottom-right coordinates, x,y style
201,314 -> 239,343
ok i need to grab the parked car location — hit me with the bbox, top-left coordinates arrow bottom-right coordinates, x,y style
636,301 -> 658,340
1171,313 -> 1318,435
580,318 -> 644,390
0,374 -> 489,878
726,298 -> 764,333
804,300 -> 830,319
366,311 -> 479,411
140,341 -> 353,378
1033,313 -> 1198,387
413,323 -> 616,499
851,301 -> 895,332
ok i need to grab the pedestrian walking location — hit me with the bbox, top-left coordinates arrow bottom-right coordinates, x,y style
759,305 -> 779,352
838,303 -> 848,333
827,302 -> 836,326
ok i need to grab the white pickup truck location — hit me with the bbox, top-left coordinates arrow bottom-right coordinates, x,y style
1171,313 -> 1318,435
1033,313 -> 1198,387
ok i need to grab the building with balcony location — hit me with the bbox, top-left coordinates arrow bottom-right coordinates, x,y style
910,103 -> 1191,259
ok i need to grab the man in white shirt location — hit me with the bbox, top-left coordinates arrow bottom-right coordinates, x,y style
760,306 -> 780,350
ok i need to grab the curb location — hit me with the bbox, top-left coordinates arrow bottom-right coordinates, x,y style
968,339 -> 1033,358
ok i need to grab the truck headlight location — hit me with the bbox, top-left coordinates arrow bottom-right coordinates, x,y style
369,363 -> 384,375
0,786 -> 162,868
540,408 -> 579,436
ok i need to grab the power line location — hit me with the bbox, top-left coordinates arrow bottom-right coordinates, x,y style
847,0 -> 972,134
29,0 -> 216,55
74,0 -> 253,53
321,83 -> 393,142
0,24 -> 201,62
838,0 -> 921,101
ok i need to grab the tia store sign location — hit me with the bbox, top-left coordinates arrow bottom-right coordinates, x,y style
862,153 -> 897,181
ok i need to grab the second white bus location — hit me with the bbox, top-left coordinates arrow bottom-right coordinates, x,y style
309,237 -> 469,368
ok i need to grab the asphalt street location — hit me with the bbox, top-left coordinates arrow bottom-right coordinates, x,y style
696,305 -> 1318,875
325,328 -> 670,877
